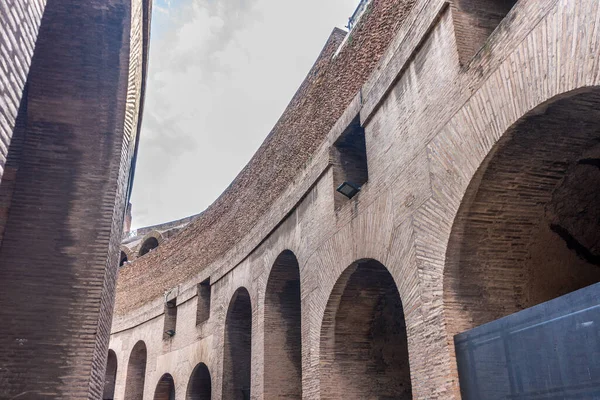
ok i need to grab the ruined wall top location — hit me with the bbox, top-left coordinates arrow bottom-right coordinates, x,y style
115,0 -> 418,316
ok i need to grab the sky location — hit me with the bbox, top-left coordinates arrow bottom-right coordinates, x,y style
130,0 -> 361,229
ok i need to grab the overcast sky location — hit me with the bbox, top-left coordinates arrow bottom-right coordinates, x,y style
130,0 -> 359,229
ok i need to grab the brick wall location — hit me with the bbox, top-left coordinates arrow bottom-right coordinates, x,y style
450,0 -> 517,65
115,0 -> 419,315
0,1 -> 46,246
444,90 -> 600,362
0,0 -> 148,397
109,1 -> 600,399
0,0 -> 46,177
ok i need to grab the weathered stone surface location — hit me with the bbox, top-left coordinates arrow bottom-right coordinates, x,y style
0,0 -> 45,177
0,0 -> 150,398
111,0 -> 600,399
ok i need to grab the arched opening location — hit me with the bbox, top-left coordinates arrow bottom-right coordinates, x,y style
103,350 -> 118,400
154,373 -> 175,400
445,90 -> 600,338
320,259 -> 412,399
222,287 -> 252,400
120,251 -> 128,267
444,90 -> 600,396
264,250 -> 302,398
186,363 -> 211,400
139,237 -> 159,256
124,341 -> 147,400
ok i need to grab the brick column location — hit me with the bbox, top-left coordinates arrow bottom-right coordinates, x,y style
0,0 -> 146,397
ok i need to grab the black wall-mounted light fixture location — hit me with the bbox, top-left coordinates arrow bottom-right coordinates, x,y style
336,181 -> 361,199
165,329 -> 175,337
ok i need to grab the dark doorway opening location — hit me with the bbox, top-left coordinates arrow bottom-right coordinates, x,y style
320,259 -> 412,399
186,363 -> 211,400
264,250 -> 302,398
124,341 -> 147,400
222,287 -> 252,400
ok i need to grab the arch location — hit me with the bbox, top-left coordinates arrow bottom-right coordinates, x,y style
124,341 -> 147,400
222,287 -> 252,400
264,250 -> 301,398
319,259 -> 412,399
444,89 -> 600,341
186,362 -> 211,400
120,245 -> 134,263
139,236 -> 159,257
120,251 -> 128,267
154,373 -> 175,400
103,350 -> 118,400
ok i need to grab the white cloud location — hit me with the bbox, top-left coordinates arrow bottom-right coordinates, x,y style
131,0 -> 359,228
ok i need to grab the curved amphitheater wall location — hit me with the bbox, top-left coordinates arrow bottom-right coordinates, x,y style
109,0 -> 600,399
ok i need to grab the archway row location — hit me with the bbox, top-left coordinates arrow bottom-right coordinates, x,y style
221,250 -> 304,400
121,255 -> 413,400
148,368 -> 215,400
261,250 -> 413,399
151,364 -> 213,400
121,342 -> 212,400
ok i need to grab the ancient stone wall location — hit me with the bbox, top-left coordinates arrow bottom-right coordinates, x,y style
110,0 -> 600,399
0,0 -> 46,244
0,0 -> 150,397
0,0 -> 46,176
115,0 -> 419,315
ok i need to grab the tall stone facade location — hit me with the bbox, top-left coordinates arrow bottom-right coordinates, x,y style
111,0 -> 600,399
0,0 -> 150,398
